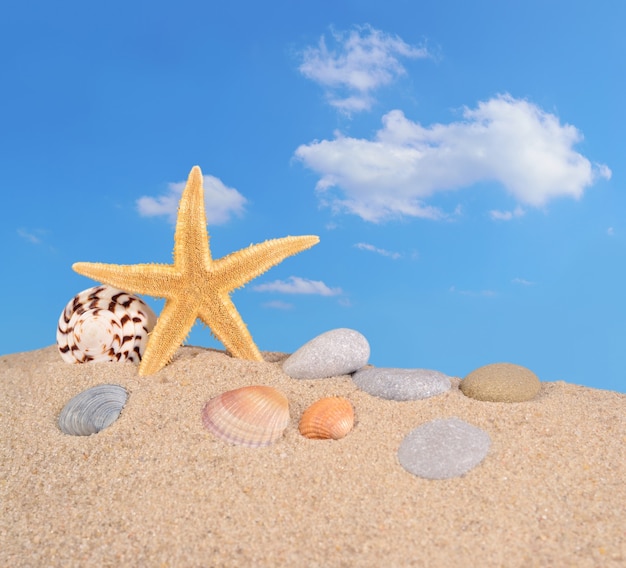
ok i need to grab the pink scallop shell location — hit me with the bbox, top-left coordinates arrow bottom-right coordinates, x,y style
202,386 -> 290,447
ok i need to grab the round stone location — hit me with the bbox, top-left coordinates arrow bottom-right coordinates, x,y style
397,418 -> 491,479
282,328 -> 370,380
461,362 -> 541,402
352,368 -> 451,401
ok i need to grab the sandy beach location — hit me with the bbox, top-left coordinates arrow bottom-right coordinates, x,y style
1,345 -> 625,567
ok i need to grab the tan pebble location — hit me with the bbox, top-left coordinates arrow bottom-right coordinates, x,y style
460,362 -> 541,402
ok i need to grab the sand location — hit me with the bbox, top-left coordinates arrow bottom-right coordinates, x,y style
1,345 -> 625,567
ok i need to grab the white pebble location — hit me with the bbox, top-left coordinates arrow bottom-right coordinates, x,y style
397,418 -> 491,479
282,328 -> 370,379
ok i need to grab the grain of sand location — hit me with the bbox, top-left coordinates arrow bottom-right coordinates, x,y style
1,346 -> 625,567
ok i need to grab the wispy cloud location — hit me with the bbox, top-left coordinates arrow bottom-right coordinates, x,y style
261,300 -> 294,310
295,94 -> 612,223
253,276 -> 342,296
17,227 -> 56,252
17,228 -> 43,245
489,206 -> 525,221
137,174 -> 247,225
299,24 -> 431,114
354,242 -> 402,259
512,277 -> 535,286
607,227 -> 615,236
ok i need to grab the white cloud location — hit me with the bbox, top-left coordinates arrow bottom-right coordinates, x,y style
607,227 -> 615,236
253,276 -> 342,296
299,24 -> 430,113
512,277 -> 534,286
295,94 -> 612,223
354,242 -> 402,259
137,175 -> 247,225
489,206 -> 525,221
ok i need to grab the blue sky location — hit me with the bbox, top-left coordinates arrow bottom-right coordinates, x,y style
2,1 -> 625,393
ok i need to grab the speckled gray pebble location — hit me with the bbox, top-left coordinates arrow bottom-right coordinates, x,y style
282,328 -> 370,379
352,368 -> 451,401
397,418 -> 491,479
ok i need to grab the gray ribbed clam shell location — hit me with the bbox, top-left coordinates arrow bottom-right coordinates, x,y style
58,384 -> 128,436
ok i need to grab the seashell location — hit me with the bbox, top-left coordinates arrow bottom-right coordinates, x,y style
201,386 -> 290,447
58,384 -> 128,436
299,396 -> 354,440
57,285 -> 157,364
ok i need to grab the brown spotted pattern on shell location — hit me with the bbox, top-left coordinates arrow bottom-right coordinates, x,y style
58,384 -> 128,436
201,386 -> 290,447
57,285 -> 157,364
299,396 -> 354,440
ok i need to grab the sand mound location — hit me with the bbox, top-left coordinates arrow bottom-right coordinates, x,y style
1,345 -> 625,567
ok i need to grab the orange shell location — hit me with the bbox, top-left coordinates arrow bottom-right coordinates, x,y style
299,397 -> 354,440
201,386 -> 290,447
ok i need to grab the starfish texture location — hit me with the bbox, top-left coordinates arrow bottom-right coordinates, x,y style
73,166 -> 319,376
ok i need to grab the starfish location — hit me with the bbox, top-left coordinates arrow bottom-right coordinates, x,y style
73,166 -> 319,376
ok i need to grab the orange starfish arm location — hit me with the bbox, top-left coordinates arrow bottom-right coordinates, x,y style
72,262 -> 176,299
216,235 -> 320,290
139,298 -> 199,376
197,295 -> 263,361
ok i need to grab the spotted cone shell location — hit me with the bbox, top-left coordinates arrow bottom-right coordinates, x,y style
57,285 -> 157,364
58,384 -> 128,436
201,386 -> 290,447
299,396 -> 354,440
